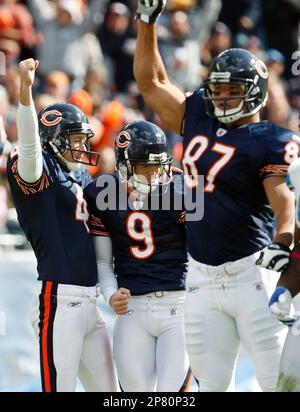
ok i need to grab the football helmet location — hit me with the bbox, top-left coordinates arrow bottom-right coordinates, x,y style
38,103 -> 99,168
115,120 -> 172,195
203,48 -> 269,124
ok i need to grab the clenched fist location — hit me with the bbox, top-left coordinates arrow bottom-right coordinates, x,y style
269,287 -> 296,326
19,58 -> 39,87
109,287 -> 131,315
136,0 -> 166,24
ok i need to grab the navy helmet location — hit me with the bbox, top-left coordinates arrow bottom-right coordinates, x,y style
203,48 -> 269,124
115,120 -> 172,194
38,103 -> 99,166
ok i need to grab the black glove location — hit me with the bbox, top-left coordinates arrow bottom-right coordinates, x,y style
255,242 -> 290,272
136,0 -> 166,24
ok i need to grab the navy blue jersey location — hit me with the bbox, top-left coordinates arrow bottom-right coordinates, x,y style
7,147 -> 98,286
84,174 -> 187,295
182,89 -> 300,265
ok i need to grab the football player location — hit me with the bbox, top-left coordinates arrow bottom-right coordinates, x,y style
84,120 -> 192,392
268,157 -> 300,392
6,59 -> 117,392
133,1 -> 297,391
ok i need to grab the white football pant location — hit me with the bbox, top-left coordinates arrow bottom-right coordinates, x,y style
185,253 -> 286,392
30,281 -> 117,392
276,293 -> 300,392
113,290 -> 192,392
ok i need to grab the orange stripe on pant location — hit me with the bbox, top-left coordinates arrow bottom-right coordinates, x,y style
183,370 -> 193,392
42,281 -> 53,392
179,367 -> 193,392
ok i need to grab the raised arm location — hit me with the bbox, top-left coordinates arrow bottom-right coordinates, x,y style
27,0 -> 55,26
17,59 -> 43,183
134,1 -> 186,134
82,0 -> 110,33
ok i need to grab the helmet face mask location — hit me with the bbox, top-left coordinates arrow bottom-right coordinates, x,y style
38,103 -> 100,168
126,157 -> 172,196
203,48 -> 269,124
52,129 -> 97,166
115,121 -> 172,196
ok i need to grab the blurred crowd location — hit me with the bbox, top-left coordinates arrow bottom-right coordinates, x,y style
1,0 -> 300,237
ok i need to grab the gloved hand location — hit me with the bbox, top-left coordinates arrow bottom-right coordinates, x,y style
136,0 -> 166,24
269,287 -> 296,326
255,242 -> 290,272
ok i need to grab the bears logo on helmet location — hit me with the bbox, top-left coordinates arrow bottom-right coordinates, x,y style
203,48 -> 269,124
115,120 -> 173,195
116,131 -> 131,148
40,110 -> 63,126
38,103 -> 99,166
255,60 -> 269,79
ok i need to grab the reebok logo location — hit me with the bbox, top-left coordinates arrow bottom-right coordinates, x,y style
68,302 -> 82,308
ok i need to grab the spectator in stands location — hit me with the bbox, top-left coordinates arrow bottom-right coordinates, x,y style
265,49 -> 286,79
219,0 -> 264,47
97,2 -> 135,94
44,71 -> 70,101
263,0 -> 300,79
27,0 -> 107,85
159,10 -> 201,91
201,21 -> 232,78
265,72 -> 293,129
0,0 -> 41,60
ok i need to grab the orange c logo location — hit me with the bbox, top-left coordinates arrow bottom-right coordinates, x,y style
40,110 -> 63,126
116,131 -> 131,148
255,60 -> 269,79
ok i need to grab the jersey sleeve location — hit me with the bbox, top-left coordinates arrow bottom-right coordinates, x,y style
84,180 -> 110,236
172,174 -> 186,223
7,147 -> 55,196
179,211 -> 186,224
259,128 -> 300,180
16,103 -> 43,183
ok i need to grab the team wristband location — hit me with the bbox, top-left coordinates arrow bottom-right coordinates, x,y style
290,251 -> 300,260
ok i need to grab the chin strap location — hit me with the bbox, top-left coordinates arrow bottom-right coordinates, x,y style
64,160 -> 82,172
213,93 -> 268,124
214,100 -> 245,124
132,174 -> 159,195
49,141 -> 81,172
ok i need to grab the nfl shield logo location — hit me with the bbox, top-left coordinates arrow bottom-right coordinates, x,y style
255,282 -> 263,291
216,128 -> 227,137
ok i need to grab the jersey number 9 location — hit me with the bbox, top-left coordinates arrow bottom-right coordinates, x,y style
126,212 -> 155,259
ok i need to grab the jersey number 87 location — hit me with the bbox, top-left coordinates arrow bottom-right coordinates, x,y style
182,135 -> 236,191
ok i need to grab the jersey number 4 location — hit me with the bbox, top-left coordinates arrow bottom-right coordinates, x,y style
182,135 -> 236,191
126,212 -> 155,259
75,184 -> 90,233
